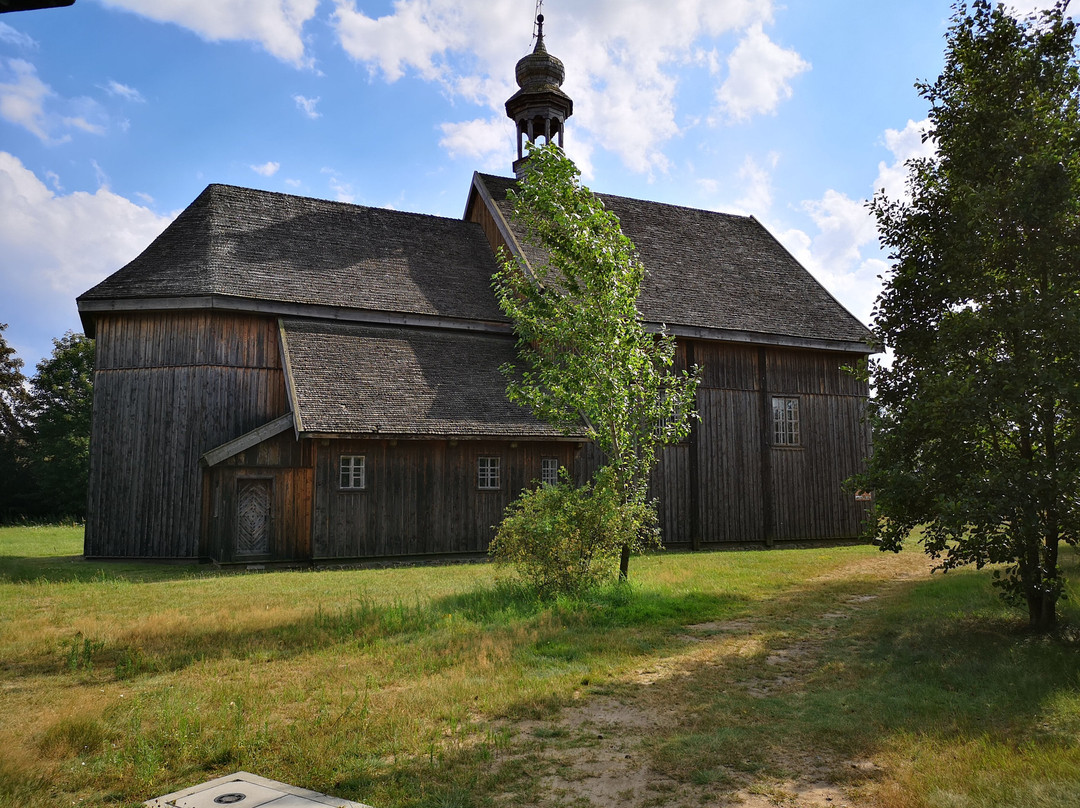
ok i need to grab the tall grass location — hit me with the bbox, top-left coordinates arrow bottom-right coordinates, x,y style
2,526 -> 1079,808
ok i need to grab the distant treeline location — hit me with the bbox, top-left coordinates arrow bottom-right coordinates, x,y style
0,324 -> 93,523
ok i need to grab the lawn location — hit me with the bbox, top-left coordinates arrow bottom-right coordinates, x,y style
2,526 -> 1079,808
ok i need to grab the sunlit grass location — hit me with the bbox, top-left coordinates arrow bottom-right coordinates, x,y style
2,526 -> 1080,808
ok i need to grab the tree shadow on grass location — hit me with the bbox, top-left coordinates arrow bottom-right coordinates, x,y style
432,579 -> 749,629
0,554 -> 237,585
647,562 -> 1080,794
7,576 -> 753,688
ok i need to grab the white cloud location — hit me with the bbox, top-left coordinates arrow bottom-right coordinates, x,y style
91,160 -> 110,188
778,186 -> 880,327
293,94 -> 320,118
103,80 -> 145,102
100,0 -> 319,67
0,152 -> 173,366
873,118 -> 934,202
801,189 -> 877,273
63,116 -> 106,136
250,160 -> 281,177
1005,1 -> 1064,15
774,219 -> 882,328
717,23 -> 809,122
0,22 -> 37,49
562,136 -> 596,183
733,152 -> 778,216
329,178 -> 354,202
331,0 -> 796,175
321,167 -> 355,203
439,116 -> 512,167
0,58 -> 51,140
769,118 -> 936,328
695,47 -> 722,75
0,59 -> 111,142
334,0 -> 463,83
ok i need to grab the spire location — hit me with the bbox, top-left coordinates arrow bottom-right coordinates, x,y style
505,12 -> 573,178
535,12 -> 546,52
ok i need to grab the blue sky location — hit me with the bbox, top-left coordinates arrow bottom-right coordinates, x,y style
0,0 -> 1057,372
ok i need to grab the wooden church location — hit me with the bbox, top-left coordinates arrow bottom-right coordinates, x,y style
77,17 -> 874,563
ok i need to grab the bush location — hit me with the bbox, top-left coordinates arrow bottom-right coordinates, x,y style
489,468 -> 660,596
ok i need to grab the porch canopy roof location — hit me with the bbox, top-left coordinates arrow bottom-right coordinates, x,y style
279,318 -> 582,440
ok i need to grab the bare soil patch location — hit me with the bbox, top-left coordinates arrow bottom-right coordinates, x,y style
495,551 -> 930,808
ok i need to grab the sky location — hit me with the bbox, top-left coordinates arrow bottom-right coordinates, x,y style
0,0 -> 1060,372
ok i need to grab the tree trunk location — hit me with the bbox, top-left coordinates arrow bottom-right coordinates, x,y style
619,543 -> 630,580
1027,590 -> 1058,632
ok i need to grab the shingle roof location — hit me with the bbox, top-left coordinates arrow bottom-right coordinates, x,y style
79,184 -> 507,323
280,319 -> 575,438
80,177 -> 873,350
475,173 -> 874,347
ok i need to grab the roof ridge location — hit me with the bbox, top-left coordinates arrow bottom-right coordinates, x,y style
199,182 -> 478,227
473,173 -> 873,344
474,172 -> 754,222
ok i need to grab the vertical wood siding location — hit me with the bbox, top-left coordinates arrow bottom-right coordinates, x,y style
466,194 -> 510,258
312,439 -> 577,560
695,388 -> 766,543
84,305 -> 870,561
542,339 -> 869,547
84,312 -> 288,559
201,432 -> 314,562
688,340 -> 871,545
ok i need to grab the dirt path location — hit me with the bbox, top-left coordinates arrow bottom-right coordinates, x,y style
496,550 -> 933,808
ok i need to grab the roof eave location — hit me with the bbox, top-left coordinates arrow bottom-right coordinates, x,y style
297,431 -> 587,442
76,293 -> 514,335
649,322 -> 878,354
200,413 -> 296,467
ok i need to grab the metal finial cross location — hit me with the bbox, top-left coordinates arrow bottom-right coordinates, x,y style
532,0 -> 544,43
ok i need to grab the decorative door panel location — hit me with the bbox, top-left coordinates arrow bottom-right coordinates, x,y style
236,479 -> 272,556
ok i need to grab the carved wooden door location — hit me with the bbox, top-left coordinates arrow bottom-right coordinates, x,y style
236,479 -> 272,557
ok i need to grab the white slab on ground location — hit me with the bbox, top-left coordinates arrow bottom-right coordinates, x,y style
144,771 -> 373,808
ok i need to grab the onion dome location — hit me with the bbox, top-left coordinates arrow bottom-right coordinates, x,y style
504,14 -> 573,177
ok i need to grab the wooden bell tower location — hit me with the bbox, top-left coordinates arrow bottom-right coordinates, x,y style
504,13 -> 573,178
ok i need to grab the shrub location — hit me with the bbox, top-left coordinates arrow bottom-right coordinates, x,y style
489,468 -> 659,596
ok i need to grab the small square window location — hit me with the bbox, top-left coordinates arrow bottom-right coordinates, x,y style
772,397 -> 800,446
478,456 -> 501,490
339,455 -> 366,489
541,457 -> 559,486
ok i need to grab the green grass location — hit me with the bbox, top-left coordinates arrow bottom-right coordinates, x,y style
2,525 -> 1080,808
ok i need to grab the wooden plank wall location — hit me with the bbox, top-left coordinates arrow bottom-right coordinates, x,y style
84,311 -> 288,559
765,349 -> 872,541
466,193 -> 510,258
690,340 -> 871,545
201,432 -> 314,562
312,438 -> 577,560
574,340 -> 871,546
694,388 -> 766,544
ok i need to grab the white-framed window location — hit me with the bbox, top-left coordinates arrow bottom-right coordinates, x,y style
478,456 -> 501,490
772,396 -> 801,446
541,457 -> 559,486
339,455 -> 366,489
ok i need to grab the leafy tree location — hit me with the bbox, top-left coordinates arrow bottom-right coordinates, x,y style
493,143 -> 700,582
863,1 -> 1080,630
26,332 -> 95,520
0,323 -> 31,521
